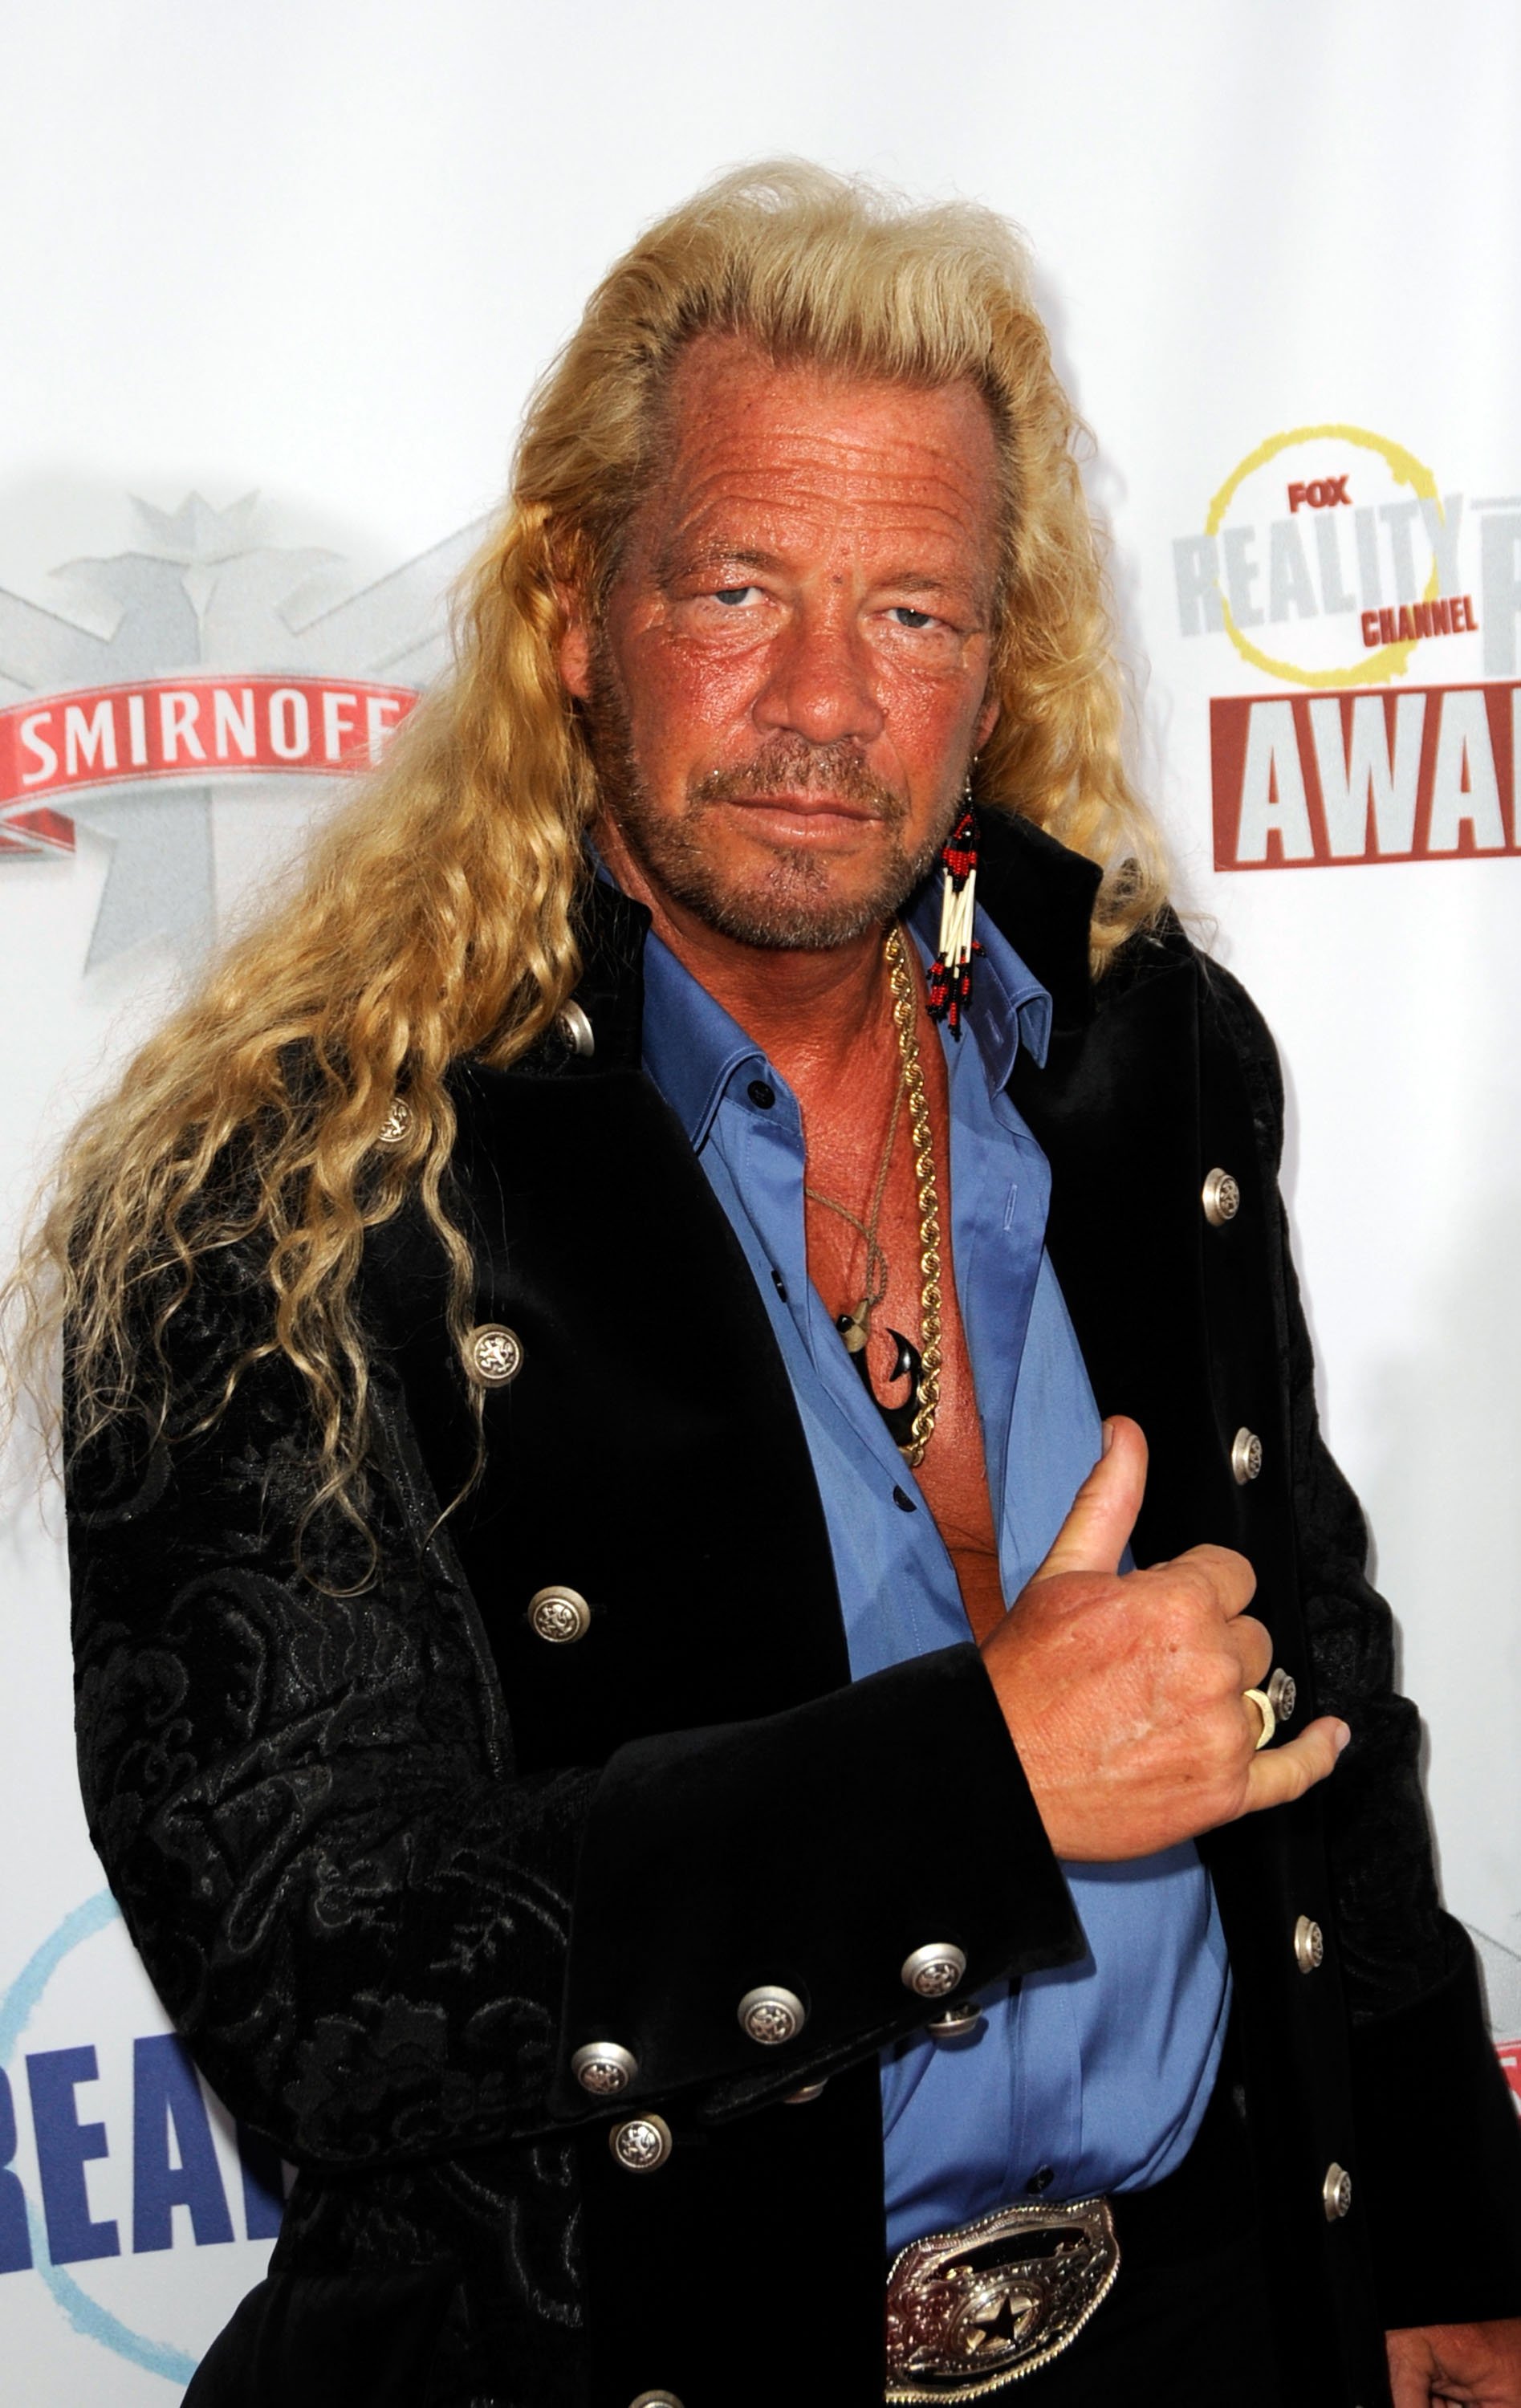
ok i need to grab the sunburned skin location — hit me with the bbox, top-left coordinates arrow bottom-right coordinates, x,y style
799,953 -> 1009,1645
561,332 -> 1009,1639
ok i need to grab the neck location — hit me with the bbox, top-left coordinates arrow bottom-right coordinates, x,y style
595,818 -> 896,1088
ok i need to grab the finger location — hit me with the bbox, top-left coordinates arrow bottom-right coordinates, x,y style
1224,1612 -> 1273,1690
1035,1417 -> 1148,1582
1240,1717 -> 1350,1815
1171,1541 -> 1258,1617
1382,2331 -> 1434,2408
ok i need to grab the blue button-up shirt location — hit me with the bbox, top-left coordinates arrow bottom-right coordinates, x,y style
639,893 -> 1230,2255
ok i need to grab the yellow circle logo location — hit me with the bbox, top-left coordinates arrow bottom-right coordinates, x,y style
1206,424 -> 1443,688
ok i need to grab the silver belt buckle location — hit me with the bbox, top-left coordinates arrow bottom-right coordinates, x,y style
885,2194 -> 1119,2401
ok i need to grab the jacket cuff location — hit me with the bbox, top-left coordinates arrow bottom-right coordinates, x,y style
1351,1913 -> 1521,2326
550,1642 -> 1081,2121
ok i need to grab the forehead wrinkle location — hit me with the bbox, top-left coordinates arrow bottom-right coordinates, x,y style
661,466 -> 990,558
634,352 -> 1003,602
674,432 -> 989,515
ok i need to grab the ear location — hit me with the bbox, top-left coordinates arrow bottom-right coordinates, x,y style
973,688 -> 1002,753
557,585 -> 593,702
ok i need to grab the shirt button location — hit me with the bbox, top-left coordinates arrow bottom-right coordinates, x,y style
1266,1667 -> 1297,1723
1202,1167 -> 1241,1225
1294,1914 -> 1325,1974
628,2393 -> 685,2408
737,1985 -> 807,2046
555,999 -> 596,1059
746,1078 -> 776,1110
528,1586 -> 592,1644
1323,2161 -> 1352,2221
901,1943 -> 967,1999
892,1486 -> 917,1513
571,2041 -> 638,2096
925,1998 -> 982,2040
1026,2164 -> 1055,2196
609,2115 -> 672,2173
771,1267 -> 789,1302
464,1324 -> 523,1387
1231,1427 -> 1263,1484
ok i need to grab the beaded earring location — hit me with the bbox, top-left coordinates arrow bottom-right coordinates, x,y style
925,774 -> 982,1037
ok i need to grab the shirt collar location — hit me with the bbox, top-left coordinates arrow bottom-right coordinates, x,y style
640,898 -> 1052,1152
640,933 -> 768,1150
905,883 -> 1052,1081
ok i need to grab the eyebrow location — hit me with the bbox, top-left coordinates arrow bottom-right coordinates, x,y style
655,541 -> 782,582
656,539 -> 985,606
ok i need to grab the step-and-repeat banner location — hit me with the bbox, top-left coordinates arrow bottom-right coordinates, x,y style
1,2 -> 1516,2394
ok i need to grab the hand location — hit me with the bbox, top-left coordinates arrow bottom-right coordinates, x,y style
981,1417 -> 1348,1861
1387,2318 -> 1521,2404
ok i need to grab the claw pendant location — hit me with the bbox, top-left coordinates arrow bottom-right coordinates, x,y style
836,1312 -> 925,1450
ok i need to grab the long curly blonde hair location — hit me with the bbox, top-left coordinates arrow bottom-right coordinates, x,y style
12,160 -> 1166,1523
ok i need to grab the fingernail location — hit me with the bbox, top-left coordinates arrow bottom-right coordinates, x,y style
1101,1419 -> 1115,1456
1334,1722 -> 1351,1755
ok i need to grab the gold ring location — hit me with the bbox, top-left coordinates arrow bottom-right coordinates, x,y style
1242,1687 -> 1275,1751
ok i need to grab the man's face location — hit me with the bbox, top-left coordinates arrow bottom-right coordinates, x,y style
559,334 -> 1005,950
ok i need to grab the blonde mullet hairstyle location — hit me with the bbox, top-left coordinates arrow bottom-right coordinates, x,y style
10,160 -> 1167,1531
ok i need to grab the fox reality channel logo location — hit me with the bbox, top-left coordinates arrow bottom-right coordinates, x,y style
1173,425 -> 1521,872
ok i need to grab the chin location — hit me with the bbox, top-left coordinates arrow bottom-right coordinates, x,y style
681,856 -> 914,951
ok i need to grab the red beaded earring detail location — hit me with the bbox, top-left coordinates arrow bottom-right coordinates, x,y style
925,775 -> 981,1037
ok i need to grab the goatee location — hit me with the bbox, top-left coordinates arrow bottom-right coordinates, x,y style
583,659 -> 954,951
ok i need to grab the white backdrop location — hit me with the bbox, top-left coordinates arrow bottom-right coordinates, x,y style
1,1 -> 1518,2394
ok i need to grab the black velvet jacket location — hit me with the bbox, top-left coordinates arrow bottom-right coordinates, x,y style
67,812 -> 1521,2408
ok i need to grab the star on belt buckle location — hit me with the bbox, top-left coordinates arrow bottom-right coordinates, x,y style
885,2195 -> 1119,2401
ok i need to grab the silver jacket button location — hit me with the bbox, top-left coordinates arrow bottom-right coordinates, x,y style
609,2114 -> 672,2173
784,2080 -> 828,2105
901,1942 -> 968,1999
376,1096 -> 413,1146
571,2041 -> 638,2097
528,1586 -> 591,1644
1231,1427 -> 1263,1484
1202,1167 -> 1241,1225
1266,1667 -> 1297,1723
556,999 -> 596,1059
1294,1915 -> 1325,1974
737,1985 -> 807,2045
926,1998 -> 983,2040
1323,2161 -> 1352,2220
464,1324 -> 523,1387
628,2393 -> 685,2407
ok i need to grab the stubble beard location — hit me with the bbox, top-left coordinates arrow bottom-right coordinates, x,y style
584,651 -> 958,952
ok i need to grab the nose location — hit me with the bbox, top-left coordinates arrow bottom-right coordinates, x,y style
752,604 -> 885,750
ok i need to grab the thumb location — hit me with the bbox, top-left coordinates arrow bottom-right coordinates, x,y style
1035,1417 -> 1149,1582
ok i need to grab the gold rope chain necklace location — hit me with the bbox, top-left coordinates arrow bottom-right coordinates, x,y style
803,923 -> 944,1470
885,922 -> 945,1469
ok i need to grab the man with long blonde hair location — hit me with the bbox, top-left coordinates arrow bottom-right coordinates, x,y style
37,165 -> 1521,2406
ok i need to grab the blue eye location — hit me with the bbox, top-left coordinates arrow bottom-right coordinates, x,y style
714,586 -> 760,607
891,608 -> 934,628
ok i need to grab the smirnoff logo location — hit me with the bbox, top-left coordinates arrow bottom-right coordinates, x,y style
2,677 -> 413,841
0,494 -> 486,966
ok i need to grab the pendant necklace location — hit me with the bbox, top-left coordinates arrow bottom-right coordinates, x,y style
803,923 -> 944,1469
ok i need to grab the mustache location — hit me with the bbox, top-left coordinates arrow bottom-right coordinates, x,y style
689,740 -> 905,820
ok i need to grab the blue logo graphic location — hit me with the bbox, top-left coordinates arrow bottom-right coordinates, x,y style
0,1892 -> 280,2388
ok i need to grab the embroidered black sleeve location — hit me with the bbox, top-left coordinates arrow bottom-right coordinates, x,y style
67,1235 -> 598,2173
